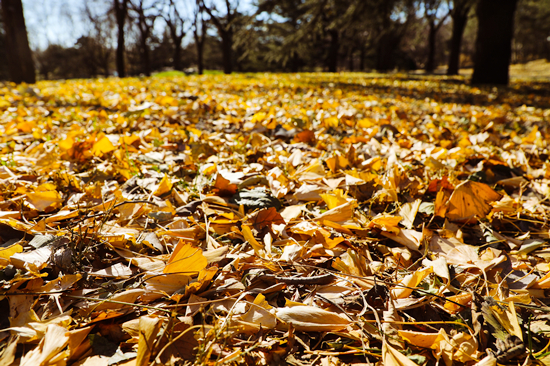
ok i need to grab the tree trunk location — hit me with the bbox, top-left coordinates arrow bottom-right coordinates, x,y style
327,29 -> 339,72
2,0 -> 35,83
141,36 -> 151,76
425,21 -> 437,73
447,9 -> 469,75
221,31 -> 233,74
471,0 -> 518,85
376,32 -> 395,71
173,37 -> 183,71
196,38 -> 204,75
348,47 -> 354,71
359,46 -> 365,71
114,0 -> 127,78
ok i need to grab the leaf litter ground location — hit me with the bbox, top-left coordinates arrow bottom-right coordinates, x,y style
1,73 -> 550,366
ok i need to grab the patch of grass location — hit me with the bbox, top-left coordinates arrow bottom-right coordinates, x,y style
204,70 -> 224,75
153,70 -> 186,77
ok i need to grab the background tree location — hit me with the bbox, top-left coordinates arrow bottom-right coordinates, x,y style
201,0 -> 239,74
513,0 -> 550,63
161,0 -> 187,71
192,0 -> 207,74
423,0 -> 450,73
114,0 -> 128,77
0,10 -> 9,80
446,0 -> 475,75
129,0 -> 158,76
471,0 -> 518,85
1,0 -> 35,83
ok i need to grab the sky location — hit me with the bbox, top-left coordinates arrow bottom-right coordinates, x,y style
21,0 -> 256,51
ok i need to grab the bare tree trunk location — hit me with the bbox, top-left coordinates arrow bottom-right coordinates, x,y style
425,21 -> 437,73
472,0 -> 518,85
326,29 -> 339,72
173,37 -> 183,71
114,0 -> 127,77
221,31 -> 233,74
2,0 -> 35,83
447,9 -> 468,75
140,35 -> 151,76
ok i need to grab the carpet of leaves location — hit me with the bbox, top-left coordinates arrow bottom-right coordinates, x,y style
1,73 -> 550,366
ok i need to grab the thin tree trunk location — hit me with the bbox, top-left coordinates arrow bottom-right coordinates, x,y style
425,21 -> 437,73
376,32 -> 394,71
114,0 -> 127,78
2,0 -> 35,83
141,36 -> 151,76
327,29 -> 339,72
472,0 -> 518,85
359,46 -> 365,71
173,37 -> 183,71
447,10 -> 468,75
221,31 -> 233,74
348,48 -> 354,71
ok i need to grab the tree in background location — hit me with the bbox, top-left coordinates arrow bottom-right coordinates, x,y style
514,0 -> 550,63
201,0 -> 239,74
114,0 -> 128,77
192,0 -> 207,74
82,2 -> 114,77
129,0 -> 158,76
161,0 -> 187,71
1,0 -> 35,83
423,0 -> 450,73
372,0 -> 416,71
0,10 -> 9,80
446,0 -> 475,75
471,0 -> 518,85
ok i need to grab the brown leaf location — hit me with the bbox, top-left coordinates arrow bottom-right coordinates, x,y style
251,207 -> 285,231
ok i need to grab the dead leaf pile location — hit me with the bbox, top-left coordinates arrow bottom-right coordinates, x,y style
0,73 -> 550,365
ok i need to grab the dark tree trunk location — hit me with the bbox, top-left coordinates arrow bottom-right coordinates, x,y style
289,53 -> 299,73
425,21 -> 437,73
2,0 -> 35,83
221,31 -> 233,74
197,43 -> 204,74
193,20 -> 205,75
447,9 -> 469,75
359,46 -> 365,71
376,33 -> 395,71
114,0 -> 127,78
173,36 -> 183,71
140,36 -> 151,76
471,0 -> 518,85
348,48 -> 354,71
327,30 -> 339,72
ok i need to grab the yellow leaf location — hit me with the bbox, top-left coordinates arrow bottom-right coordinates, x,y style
391,266 -> 433,299
27,191 -> 63,211
0,243 -> 23,260
153,174 -> 173,196
275,305 -> 350,331
241,224 -> 265,256
398,329 -> 447,349
136,316 -> 163,366
320,189 -> 349,209
91,135 -> 116,156
315,201 -> 354,222
164,241 -> 207,274
446,180 -> 502,222
368,215 -> 402,234
382,340 -> 419,366
324,116 -> 339,128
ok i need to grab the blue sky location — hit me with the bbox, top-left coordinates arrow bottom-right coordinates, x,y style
22,0 -> 256,50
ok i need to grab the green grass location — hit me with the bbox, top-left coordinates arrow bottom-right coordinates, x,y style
153,70 -> 186,77
153,69 -> 225,77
